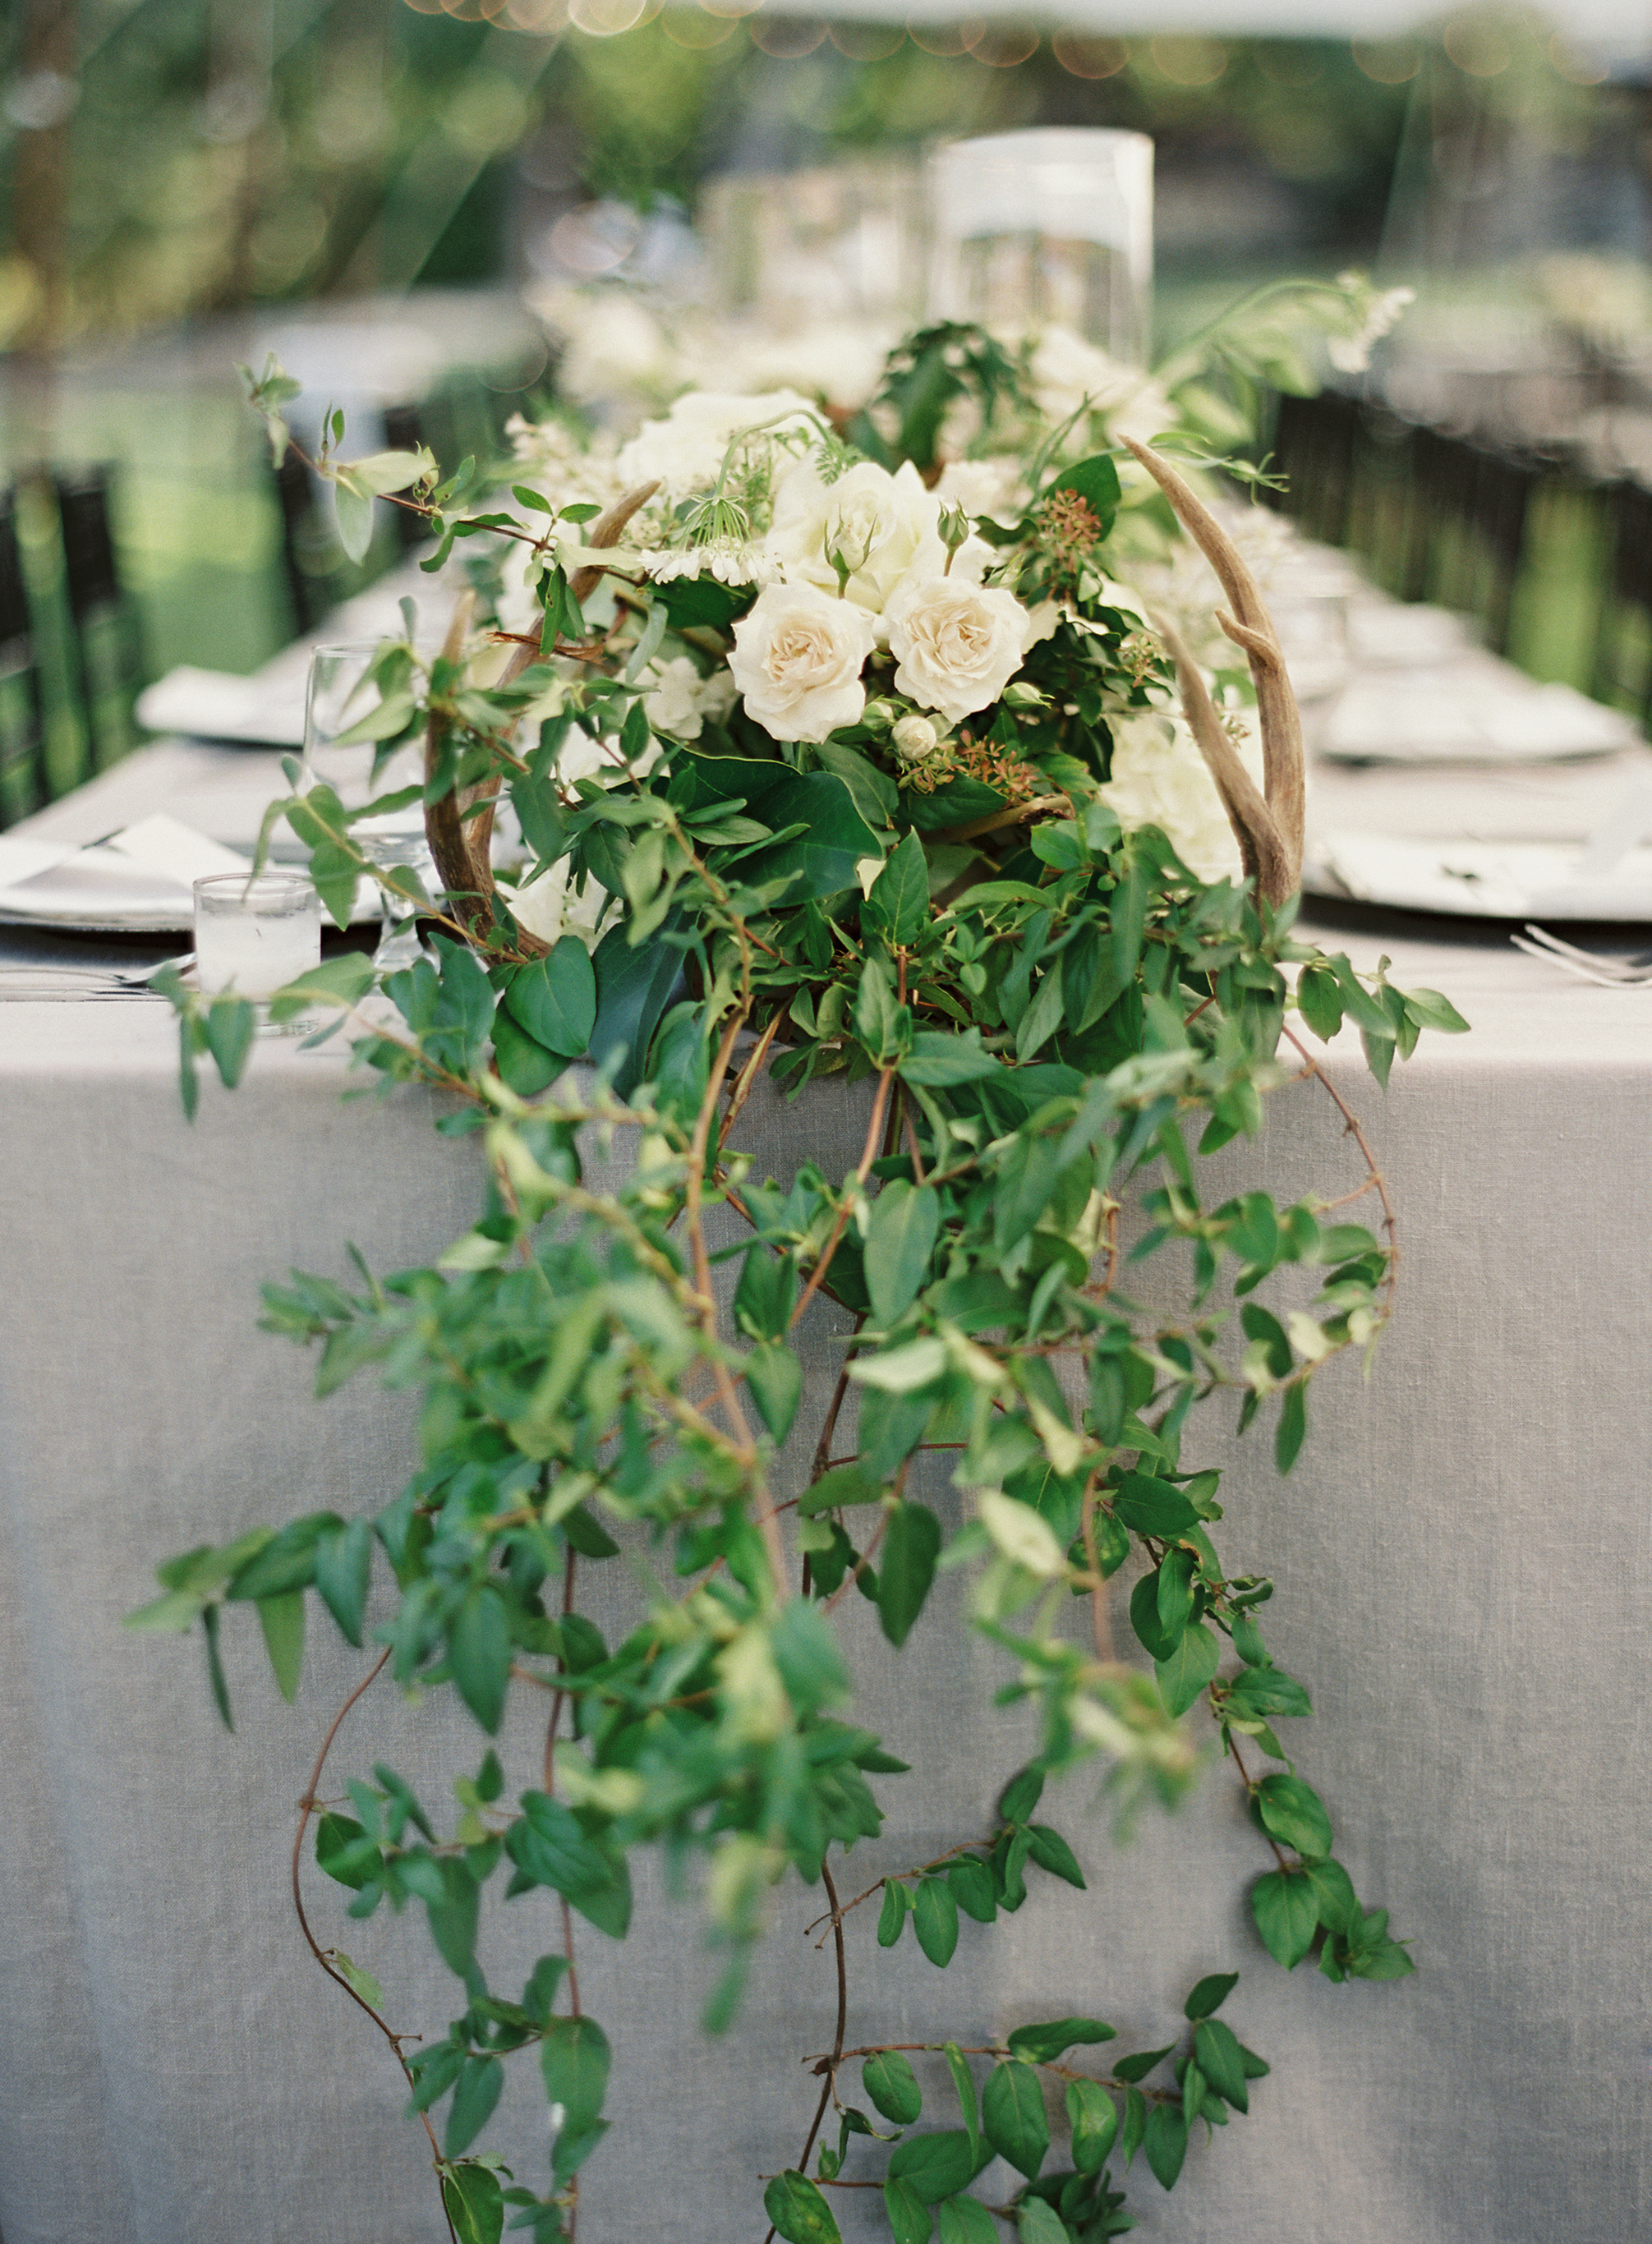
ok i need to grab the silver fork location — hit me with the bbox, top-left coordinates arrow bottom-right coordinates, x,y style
1512,925 -> 1652,986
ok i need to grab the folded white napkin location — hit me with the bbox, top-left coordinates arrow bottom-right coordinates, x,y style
136,665 -> 308,747
0,814 -> 252,927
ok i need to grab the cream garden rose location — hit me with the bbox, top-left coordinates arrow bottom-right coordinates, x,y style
728,582 -> 876,743
885,577 -> 1037,725
766,459 -> 987,619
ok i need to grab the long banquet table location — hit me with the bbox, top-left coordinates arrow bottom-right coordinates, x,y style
1,738 -> 1650,2244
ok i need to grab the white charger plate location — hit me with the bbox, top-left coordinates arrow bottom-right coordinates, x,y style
1306,830 -> 1652,921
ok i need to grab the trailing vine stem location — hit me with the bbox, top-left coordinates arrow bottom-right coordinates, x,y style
290,1649 -> 462,2244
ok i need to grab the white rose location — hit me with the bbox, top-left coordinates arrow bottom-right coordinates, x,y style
1098,706 -> 1270,885
884,577 -> 1036,725
934,455 -> 1027,522
891,713 -> 939,761
615,389 -> 817,503
728,582 -> 876,744
501,858 -> 608,950
766,458 -> 988,620
642,655 -> 737,742
1026,326 -> 1175,448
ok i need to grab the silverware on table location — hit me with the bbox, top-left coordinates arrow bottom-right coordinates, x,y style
0,950 -> 193,1001
1512,924 -> 1652,986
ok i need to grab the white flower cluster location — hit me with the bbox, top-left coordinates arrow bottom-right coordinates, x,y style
1326,276 -> 1416,375
1099,706 -> 1268,886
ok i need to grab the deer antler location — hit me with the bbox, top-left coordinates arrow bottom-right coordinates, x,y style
1121,436 -> 1305,907
422,479 -> 661,956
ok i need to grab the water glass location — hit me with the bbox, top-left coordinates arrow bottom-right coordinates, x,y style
357,830 -> 438,974
302,641 -> 414,805
927,128 -> 1155,365
193,873 -> 320,1002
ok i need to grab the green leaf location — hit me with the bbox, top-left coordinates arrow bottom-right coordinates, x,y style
1184,1971 -> 1239,2021
771,1599 -> 848,1714
898,1030 -> 1001,1087
887,2131 -> 977,2205
766,2173 -> 843,2244
205,996 -> 255,1089
866,829 -> 931,946
1254,1773 -> 1332,1857
816,737 -> 898,824
449,1584 -> 513,1735
1225,1668 -> 1310,1722
941,2042 -> 979,2162
491,1010 -> 560,1098
1251,1869 -> 1318,1968
1111,2044 -> 1174,2085
865,1182 -> 941,1329
1015,2194 -> 1067,2244
1143,2103 -> 1187,2190
315,1812 -> 381,1891
503,937 -> 597,1059
877,1878 -> 912,1947
878,1502 -> 941,1647
1276,1382 -> 1308,1474
445,2055 -> 505,2156
257,1589 -> 305,1704
746,1340 -> 803,1444
914,1875 -> 960,1966
1111,1473 -> 1199,1538
864,2049 -> 924,2125
507,1794 -> 633,1938
1024,1825 -> 1086,1890
982,2059 -> 1047,2180
1047,453 -> 1122,531
1121,2085 -> 1146,2167
802,1460 -> 881,1515
314,1517 -> 371,1647
1154,1621 -> 1219,1717
1065,2078 -> 1119,2175
1304,1857 -> 1360,1935
1295,961 -> 1343,1043
1401,985 -> 1469,1034
884,2178 -> 933,2244
1192,2018 -> 1248,2113
734,1243 -> 798,1342
541,2015 -> 611,2136
997,1768 -> 1044,1824
947,1857 -> 997,1923
1006,2018 -> 1114,2065
936,2198 -> 996,2244
426,1857 -> 480,1977
267,951 -> 376,1023
333,476 -> 375,565
443,2163 -> 504,2244
589,916 -> 683,1096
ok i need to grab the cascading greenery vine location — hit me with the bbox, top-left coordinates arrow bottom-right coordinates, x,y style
132,306 -> 1464,2244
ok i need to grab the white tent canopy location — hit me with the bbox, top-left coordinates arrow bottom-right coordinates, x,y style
764,0 -> 1652,55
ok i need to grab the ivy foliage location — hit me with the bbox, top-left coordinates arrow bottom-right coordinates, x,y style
131,330 -> 1464,2242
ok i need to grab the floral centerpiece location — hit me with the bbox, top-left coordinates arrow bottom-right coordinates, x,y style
139,301 -> 1462,2244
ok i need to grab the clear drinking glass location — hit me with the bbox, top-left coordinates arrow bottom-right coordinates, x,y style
927,128 -> 1155,366
193,873 -> 320,1009
304,641 -> 440,970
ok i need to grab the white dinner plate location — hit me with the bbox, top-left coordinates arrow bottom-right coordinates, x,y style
1305,830 -> 1652,921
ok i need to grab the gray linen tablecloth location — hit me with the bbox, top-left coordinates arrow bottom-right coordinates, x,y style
2,748 -> 1650,2242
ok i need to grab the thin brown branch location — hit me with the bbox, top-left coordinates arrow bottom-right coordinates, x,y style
789,1065 -> 896,1333
291,1649 -> 458,2244
1280,1023 -> 1398,1317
